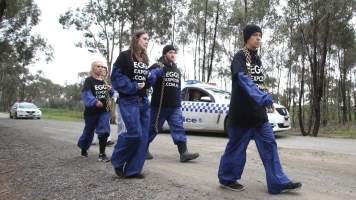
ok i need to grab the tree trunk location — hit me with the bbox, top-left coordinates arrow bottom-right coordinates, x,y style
207,0 -> 220,83
353,92 -> 356,120
310,9 -> 331,137
298,51 -> 309,136
198,35 -> 201,81
202,0 -> 208,82
338,49 -> 347,124
0,0 -> 6,23
171,0 -> 175,44
348,72 -> 352,122
193,31 -> 199,80
244,0 -> 247,25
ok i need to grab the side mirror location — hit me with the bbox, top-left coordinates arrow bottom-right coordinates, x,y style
200,96 -> 213,102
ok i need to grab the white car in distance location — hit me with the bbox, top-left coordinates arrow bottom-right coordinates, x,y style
9,102 -> 42,119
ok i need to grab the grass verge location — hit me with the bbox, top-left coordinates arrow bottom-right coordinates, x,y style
41,108 -> 83,121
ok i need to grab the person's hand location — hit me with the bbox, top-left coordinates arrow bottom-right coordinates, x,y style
137,82 -> 145,89
96,100 -> 103,108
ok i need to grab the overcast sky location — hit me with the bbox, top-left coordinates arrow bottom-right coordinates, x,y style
31,0 -> 196,86
31,0 -> 355,86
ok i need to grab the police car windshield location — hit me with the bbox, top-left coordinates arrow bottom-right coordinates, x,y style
205,87 -> 231,98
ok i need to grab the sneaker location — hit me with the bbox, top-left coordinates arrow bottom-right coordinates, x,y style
81,149 -> 88,157
106,140 -> 115,146
281,181 -> 302,193
145,151 -> 153,160
220,182 -> 245,192
98,154 -> 110,162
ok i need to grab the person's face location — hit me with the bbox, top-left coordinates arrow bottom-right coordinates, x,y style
164,50 -> 177,63
137,33 -> 149,49
102,68 -> 108,77
246,32 -> 262,49
94,62 -> 105,76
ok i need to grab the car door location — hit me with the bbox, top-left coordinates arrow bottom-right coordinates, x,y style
181,87 -> 220,131
180,87 -> 195,130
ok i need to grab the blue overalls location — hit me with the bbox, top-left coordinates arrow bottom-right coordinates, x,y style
218,51 -> 291,194
110,65 -> 150,177
77,83 -> 112,151
148,106 -> 187,144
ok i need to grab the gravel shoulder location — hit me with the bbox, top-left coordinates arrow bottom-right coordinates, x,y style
1,114 -> 356,200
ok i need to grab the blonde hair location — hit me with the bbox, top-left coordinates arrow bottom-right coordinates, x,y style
90,60 -> 106,77
130,30 -> 149,65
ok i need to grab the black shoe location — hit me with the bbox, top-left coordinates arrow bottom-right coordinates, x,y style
125,173 -> 145,179
106,140 -> 115,146
98,154 -> 110,162
180,152 -> 199,162
114,167 -> 124,178
281,181 -> 302,193
220,182 -> 245,192
145,151 -> 153,160
81,149 -> 88,157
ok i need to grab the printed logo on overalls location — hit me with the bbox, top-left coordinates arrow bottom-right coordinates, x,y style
133,62 -> 149,82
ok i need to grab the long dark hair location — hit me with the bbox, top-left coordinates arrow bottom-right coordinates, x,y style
130,30 -> 149,65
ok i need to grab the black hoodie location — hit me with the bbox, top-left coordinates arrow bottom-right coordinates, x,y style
228,49 -> 271,128
149,57 -> 181,108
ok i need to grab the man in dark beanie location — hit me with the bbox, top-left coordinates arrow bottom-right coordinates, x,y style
243,24 -> 262,43
146,44 -> 199,162
218,24 -> 302,194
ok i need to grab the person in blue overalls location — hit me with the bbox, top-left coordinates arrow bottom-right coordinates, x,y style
146,45 -> 199,162
110,30 -> 150,178
218,24 -> 302,194
77,60 -> 113,162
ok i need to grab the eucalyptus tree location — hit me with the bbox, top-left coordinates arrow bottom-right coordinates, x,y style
0,0 -> 52,111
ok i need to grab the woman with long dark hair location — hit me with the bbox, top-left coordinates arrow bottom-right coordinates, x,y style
110,30 -> 150,178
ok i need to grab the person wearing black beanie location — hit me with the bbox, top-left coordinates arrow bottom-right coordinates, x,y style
146,44 -> 199,162
162,44 -> 176,55
243,24 -> 262,44
218,24 -> 302,194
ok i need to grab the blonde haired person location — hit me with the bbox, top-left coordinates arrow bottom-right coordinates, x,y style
77,61 -> 113,162
92,66 -> 115,146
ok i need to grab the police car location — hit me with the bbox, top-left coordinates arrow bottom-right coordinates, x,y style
162,80 -> 291,134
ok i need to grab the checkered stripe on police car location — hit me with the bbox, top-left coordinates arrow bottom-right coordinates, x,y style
181,102 -> 229,114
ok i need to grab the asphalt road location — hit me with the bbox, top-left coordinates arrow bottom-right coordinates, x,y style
1,113 -> 356,200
